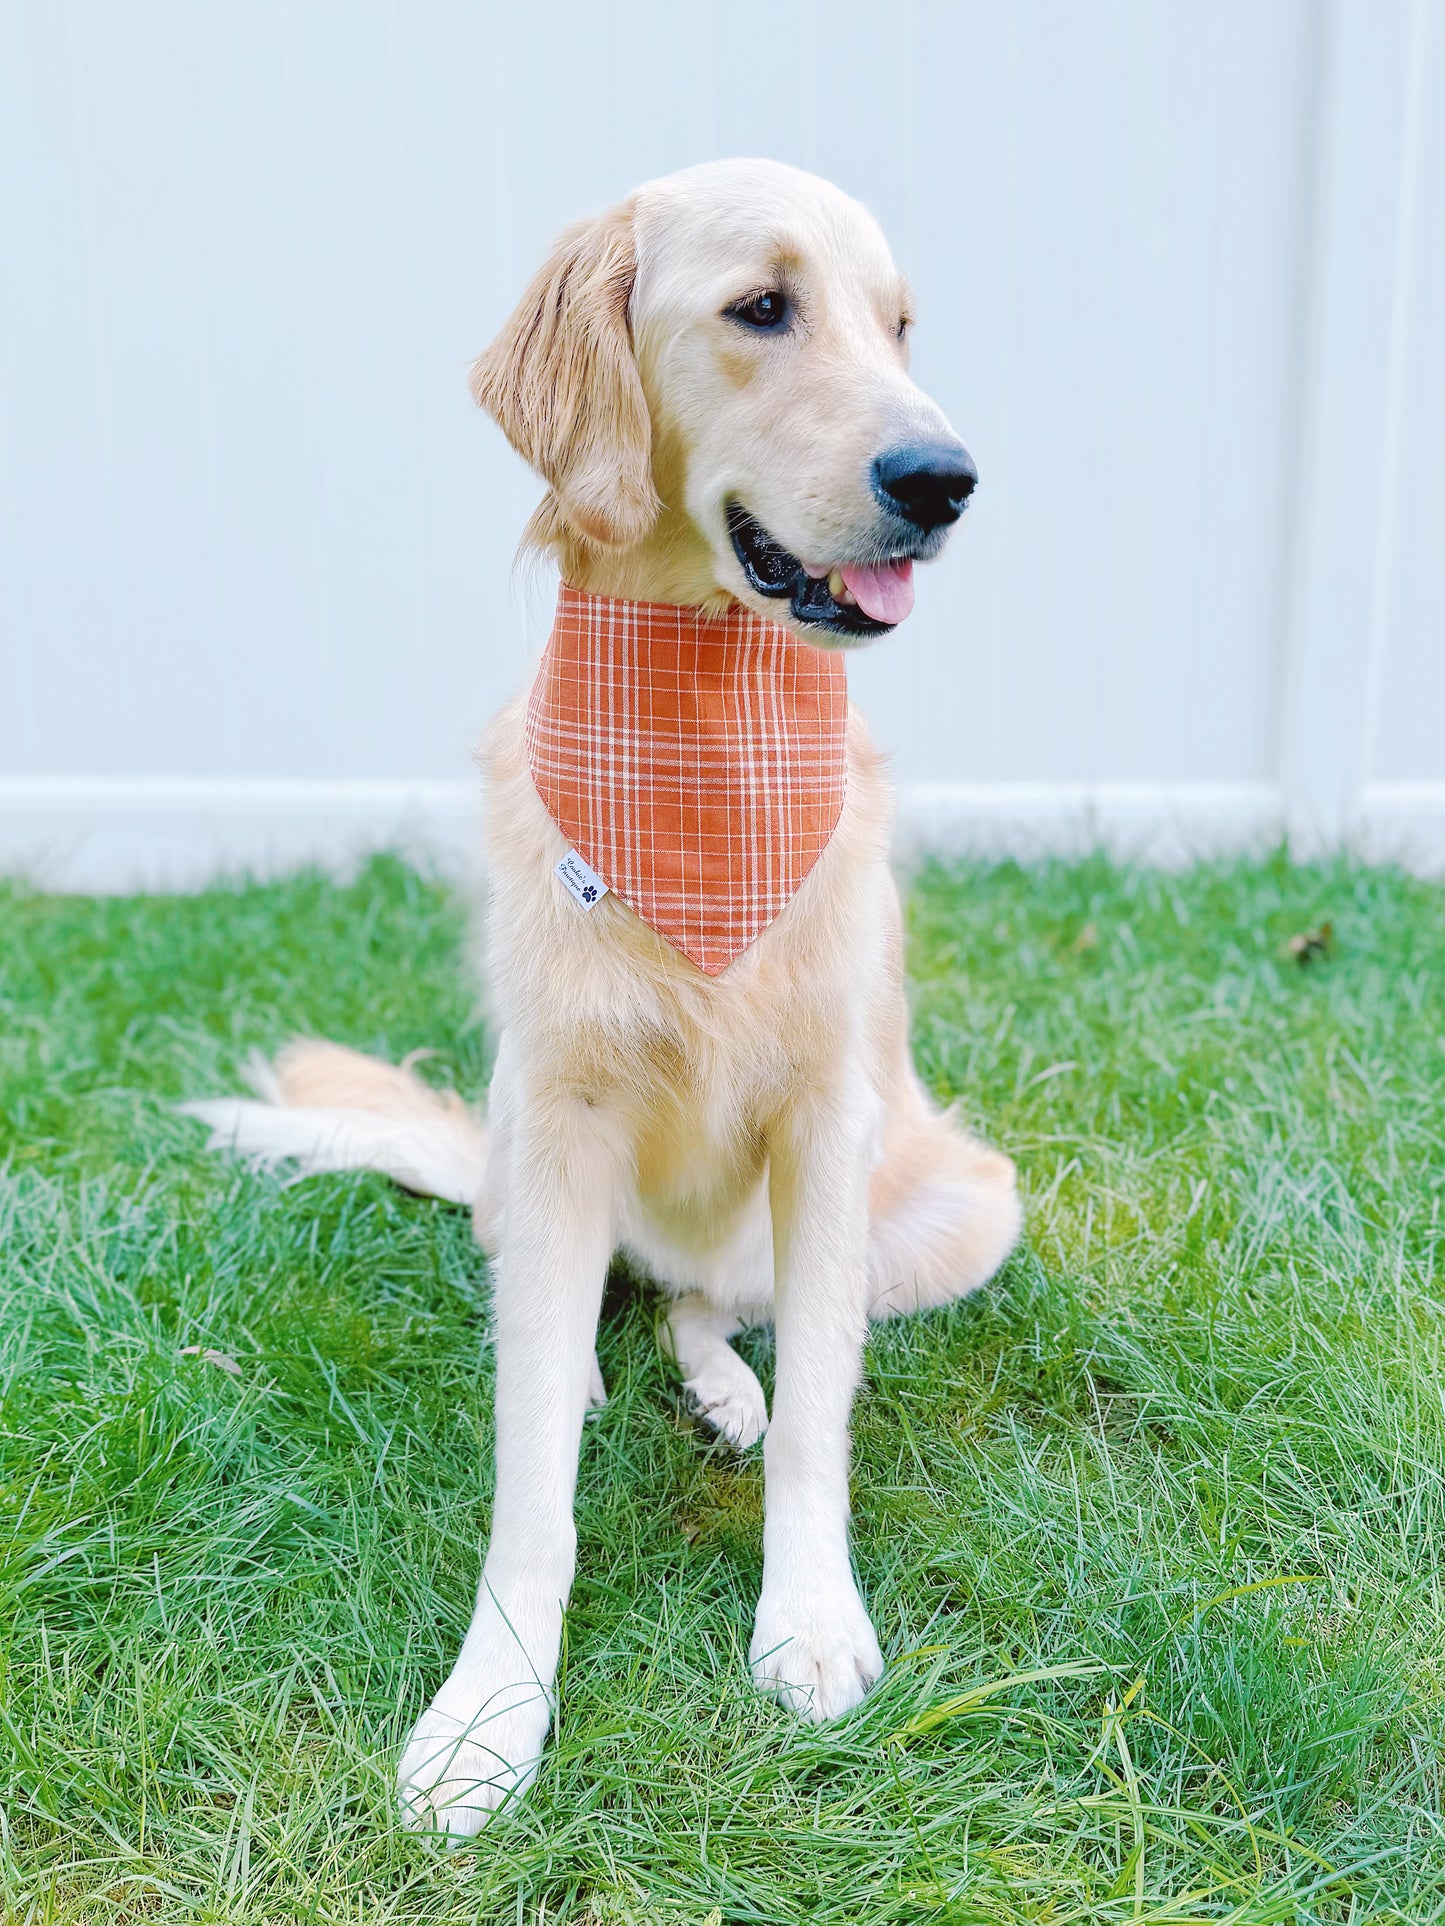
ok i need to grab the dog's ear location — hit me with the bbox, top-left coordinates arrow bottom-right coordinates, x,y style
471,201 -> 657,549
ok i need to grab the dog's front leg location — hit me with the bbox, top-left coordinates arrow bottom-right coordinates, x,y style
398,1094 -> 619,1833
750,1080 -> 883,1721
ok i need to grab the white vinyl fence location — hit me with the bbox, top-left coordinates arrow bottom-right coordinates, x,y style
1,0 -> 1442,888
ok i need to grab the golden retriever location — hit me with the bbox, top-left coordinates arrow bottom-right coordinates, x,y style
186,158 -> 1021,1834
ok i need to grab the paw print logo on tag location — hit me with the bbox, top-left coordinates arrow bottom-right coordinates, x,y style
555,850 -> 610,912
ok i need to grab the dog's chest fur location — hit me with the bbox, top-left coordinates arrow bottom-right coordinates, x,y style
480,691 -> 899,1268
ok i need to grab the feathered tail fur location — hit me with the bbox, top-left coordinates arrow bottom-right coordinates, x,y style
180,1040 -> 489,1206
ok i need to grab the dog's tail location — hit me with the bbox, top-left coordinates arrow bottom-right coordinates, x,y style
179,1039 -> 489,1206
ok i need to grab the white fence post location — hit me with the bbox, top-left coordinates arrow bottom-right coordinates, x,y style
1278,0 -> 1429,852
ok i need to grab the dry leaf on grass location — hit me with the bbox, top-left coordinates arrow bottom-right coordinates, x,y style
1285,920 -> 1334,965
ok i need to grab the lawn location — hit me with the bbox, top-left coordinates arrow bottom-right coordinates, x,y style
1,851 -> 1443,1924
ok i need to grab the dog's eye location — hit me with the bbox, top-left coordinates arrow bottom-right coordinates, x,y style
727,291 -> 789,332
897,316 -> 912,341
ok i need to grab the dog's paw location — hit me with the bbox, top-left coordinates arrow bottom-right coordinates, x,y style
397,1683 -> 551,1836
749,1577 -> 883,1722
683,1350 -> 768,1450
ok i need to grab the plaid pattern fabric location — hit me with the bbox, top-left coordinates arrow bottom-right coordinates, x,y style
526,584 -> 849,975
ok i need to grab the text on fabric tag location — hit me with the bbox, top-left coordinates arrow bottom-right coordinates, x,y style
555,849 -> 610,910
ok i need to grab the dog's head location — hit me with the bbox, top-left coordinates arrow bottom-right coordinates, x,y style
472,159 -> 974,642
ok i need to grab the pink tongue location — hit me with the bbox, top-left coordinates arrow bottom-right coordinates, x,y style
839,559 -> 915,625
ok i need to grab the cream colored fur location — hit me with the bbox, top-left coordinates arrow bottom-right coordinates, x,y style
185,159 -> 1021,1835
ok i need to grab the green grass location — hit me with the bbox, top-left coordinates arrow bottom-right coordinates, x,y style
2,850 -> 1444,1924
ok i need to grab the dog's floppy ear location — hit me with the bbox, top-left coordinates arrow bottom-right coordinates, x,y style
471,201 -> 657,549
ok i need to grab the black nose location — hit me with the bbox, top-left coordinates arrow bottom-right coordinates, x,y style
872,440 -> 978,532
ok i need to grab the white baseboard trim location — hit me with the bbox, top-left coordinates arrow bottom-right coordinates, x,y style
0,776 -> 487,894
893,780 -> 1287,864
1356,782 -> 1445,874
0,775 -> 1441,892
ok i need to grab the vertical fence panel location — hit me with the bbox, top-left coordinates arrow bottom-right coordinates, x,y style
1366,0 -> 1445,791
1278,0 -> 1428,847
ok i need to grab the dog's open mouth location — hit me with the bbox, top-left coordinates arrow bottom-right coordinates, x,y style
727,505 -> 918,635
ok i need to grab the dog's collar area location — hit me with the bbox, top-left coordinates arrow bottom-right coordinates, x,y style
726,504 -> 902,636
526,584 -> 849,975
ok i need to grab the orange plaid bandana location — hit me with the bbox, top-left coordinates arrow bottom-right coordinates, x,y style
526,584 -> 849,975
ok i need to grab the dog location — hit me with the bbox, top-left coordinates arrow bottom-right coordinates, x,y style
186,158 -> 1021,1834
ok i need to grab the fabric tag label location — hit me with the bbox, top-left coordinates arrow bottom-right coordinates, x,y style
555,848 -> 610,910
